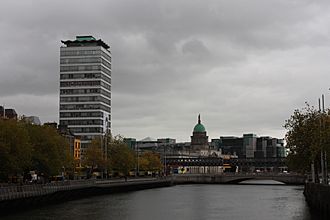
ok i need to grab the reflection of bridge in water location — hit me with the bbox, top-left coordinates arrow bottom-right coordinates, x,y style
173,173 -> 306,185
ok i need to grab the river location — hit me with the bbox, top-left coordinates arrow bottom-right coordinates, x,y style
1,181 -> 322,220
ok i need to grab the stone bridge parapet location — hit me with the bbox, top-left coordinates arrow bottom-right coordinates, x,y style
173,173 -> 306,185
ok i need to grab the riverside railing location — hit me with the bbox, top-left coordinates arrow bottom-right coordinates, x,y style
0,179 -> 95,201
0,177 -> 165,202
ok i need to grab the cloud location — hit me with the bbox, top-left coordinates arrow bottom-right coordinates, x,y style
1,0 -> 330,141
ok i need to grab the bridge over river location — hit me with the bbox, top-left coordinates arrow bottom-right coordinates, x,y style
0,173 -> 306,214
173,173 -> 306,185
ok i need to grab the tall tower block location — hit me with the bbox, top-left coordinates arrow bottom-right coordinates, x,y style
59,36 -> 112,154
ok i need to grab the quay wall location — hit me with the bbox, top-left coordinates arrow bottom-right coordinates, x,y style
0,178 -> 172,215
304,183 -> 330,218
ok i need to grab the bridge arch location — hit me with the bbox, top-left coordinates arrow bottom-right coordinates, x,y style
214,174 -> 306,185
228,178 -> 286,184
173,174 -> 306,185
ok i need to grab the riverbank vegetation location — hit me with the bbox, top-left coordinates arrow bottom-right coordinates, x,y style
0,119 -> 163,183
284,103 -> 330,175
0,119 -> 72,182
83,135 -> 163,178
138,151 -> 163,173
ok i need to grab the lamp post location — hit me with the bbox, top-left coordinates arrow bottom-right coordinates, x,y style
319,97 -> 324,184
103,117 -> 110,179
62,166 -> 65,181
164,144 -> 167,176
1,105 -> 5,119
318,94 -> 328,184
136,141 -> 139,176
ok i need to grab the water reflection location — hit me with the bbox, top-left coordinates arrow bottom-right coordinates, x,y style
239,179 -> 285,185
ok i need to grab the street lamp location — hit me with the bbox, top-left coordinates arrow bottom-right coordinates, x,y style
62,166 -> 65,181
318,94 -> 328,184
164,144 -> 167,176
136,141 -> 139,176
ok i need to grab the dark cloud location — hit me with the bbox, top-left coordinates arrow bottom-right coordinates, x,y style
1,0 -> 330,141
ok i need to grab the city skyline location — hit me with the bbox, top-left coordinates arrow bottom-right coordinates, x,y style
1,1 -> 330,142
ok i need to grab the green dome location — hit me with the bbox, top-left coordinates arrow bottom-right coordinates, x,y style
193,123 -> 206,132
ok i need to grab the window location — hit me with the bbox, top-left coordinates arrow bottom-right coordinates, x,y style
60,65 -> 101,72
60,111 -> 104,118
101,59 -> 111,69
60,104 -> 110,112
60,81 -> 101,87
60,96 -> 111,105
69,127 -> 104,133
60,119 -> 103,126
60,50 -> 101,56
60,57 -> 101,64
101,51 -> 112,62
60,88 -> 101,95
101,74 -> 111,84
60,73 -> 102,80
101,66 -> 111,76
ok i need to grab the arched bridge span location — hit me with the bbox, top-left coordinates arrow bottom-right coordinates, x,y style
173,173 -> 306,185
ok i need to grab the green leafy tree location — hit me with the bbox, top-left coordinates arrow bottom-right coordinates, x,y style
139,151 -> 163,172
138,156 -> 149,172
83,137 -> 107,171
25,123 -> 70,177
0,119 -> 32,181
107,135 -> 135,176
284,103 -> 330,174
0,119 -> 74,182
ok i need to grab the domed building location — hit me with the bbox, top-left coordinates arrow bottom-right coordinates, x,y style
191,114 -> 209,151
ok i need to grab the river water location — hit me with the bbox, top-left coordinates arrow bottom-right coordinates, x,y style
2,181 -> 322,220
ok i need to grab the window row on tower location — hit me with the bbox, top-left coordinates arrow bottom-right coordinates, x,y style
60,88 -> 111,97
60,49 -> 111,62
60,65 -> 111,75
60,111 -> 104,118
60,57 -> 111,69
79,135 -> 105,141
60,96 -> 111,105
60,80 -> 111,90
60,103 -> 111,112
69,127 -> 104,133
60,73 -> 111,84
60,119 -> 104,126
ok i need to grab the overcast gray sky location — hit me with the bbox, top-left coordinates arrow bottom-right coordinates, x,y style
1,0 -> 330,142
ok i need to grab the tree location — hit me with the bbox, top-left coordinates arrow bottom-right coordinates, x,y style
0,119 -> 72,182
139,151 -> 163,172
0,119 -> 32,181
284,103 -> 330,175
107,135 -> 135,177
83,137 -> 107,171
24,123 -> 71,178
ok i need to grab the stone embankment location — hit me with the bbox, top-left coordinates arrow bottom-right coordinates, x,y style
0,178 -> 172,214
304,183 -> 330,218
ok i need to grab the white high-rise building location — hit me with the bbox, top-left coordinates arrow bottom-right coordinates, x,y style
59,36 -> 111,153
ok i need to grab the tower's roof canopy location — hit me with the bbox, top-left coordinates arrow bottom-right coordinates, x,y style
61,35 -> 110,49
193,114 -> 206,132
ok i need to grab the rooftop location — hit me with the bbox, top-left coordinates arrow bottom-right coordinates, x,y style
193,114 -> 206,132
61,35 -> 110,49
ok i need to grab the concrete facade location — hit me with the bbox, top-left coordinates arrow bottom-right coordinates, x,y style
212,134 -> 285,159
59,36 -> 112,154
